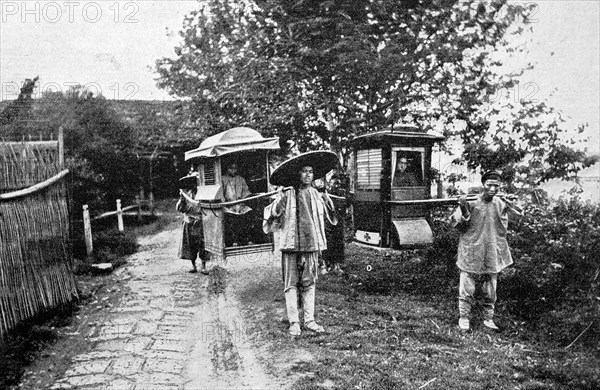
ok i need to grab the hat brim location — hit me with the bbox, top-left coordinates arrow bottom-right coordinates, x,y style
270,151 -> 339,187
178,174 -> 198,189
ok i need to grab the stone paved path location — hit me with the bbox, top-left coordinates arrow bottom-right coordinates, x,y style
49,229 -> 284,390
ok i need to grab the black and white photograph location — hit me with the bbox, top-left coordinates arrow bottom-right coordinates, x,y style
1,1 -> 598,389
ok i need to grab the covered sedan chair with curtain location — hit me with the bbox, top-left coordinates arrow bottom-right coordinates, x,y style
183,127 -> 281,262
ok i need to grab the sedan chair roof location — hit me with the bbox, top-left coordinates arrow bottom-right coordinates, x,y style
350,125 -> 445,147
185,127 -> 280,161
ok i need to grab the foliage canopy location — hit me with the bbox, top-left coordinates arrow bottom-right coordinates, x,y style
156,0 -> 596,185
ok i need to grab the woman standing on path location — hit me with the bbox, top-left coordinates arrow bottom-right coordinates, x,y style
177,172 -> 208,275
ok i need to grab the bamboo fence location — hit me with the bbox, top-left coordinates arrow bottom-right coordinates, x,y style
0,133 -> 63,193
0,131 -> 77,337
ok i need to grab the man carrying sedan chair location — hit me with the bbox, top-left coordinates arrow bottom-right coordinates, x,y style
264,151 -> 338,337
452,170 -> 523,332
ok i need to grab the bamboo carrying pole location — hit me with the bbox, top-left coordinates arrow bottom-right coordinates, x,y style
179,186 -> 295,209
116,199 -> 124,232
83,205 -> 93,255
387,195 -> 479,206
387,193 -> 520,209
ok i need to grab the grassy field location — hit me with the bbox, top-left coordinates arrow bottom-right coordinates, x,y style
237,244 -> 600,390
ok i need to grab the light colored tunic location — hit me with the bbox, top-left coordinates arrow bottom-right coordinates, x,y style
451,195 -> 521,274
263,187 -> 337,252
222,174 -> 251,214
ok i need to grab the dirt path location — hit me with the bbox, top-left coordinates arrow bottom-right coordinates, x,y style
25,226 -> 306,390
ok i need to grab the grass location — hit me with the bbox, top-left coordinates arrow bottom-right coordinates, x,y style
4,198 -> 598,389
237,244 -> 600,390
0,306 -> 74,388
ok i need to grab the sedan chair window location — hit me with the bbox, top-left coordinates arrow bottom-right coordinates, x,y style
392,151 -> 423,187
221,152 -> 269,247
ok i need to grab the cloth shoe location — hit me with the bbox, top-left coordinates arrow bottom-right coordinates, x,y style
289,322 -> 301,336
458,317 -> 470,331
304,320 -> 325,333
483,319 -> 499,331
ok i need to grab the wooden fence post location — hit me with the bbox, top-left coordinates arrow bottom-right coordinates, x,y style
149,191 -> 155,215
58,126 -> 64,169
83,204 -> 93,256
135,195 -> 142,222
116,199 -> 124,232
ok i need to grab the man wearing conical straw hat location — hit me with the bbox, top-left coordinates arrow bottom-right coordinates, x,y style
264,151 -> 339,336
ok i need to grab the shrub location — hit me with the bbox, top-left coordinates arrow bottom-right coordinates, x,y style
427,196 -> 600,345
504,196 -> 600,344
508,196 -> 600,292
427,205 -> 460,275
92,229 -> 138,258
74,229 -> 138,274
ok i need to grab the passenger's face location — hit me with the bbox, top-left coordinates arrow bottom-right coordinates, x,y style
299,166 -> 314,186
483,179 -> 500,199
227,164 -> 238,176
397,159 -> 408,173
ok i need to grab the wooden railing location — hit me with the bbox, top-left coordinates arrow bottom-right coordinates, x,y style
81,197 -> 156,256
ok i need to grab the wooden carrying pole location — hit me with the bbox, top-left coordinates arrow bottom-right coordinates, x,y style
387,194 -> 517,207
387,195 -> 479,207
83,205 -> 93,256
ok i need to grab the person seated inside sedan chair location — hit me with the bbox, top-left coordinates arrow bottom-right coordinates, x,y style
222,162 -> 254,246
392,157 -> 421,187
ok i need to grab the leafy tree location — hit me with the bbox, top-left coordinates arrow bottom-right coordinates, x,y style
0,76 -> 39,138
39,87 -> 142,211
1,84 -> 142,212
156,0 -> 595,185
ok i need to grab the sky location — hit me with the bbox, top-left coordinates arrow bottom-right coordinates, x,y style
0,0 -> 197,100
0,1 -> 598,154
523,1 -> 599,155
